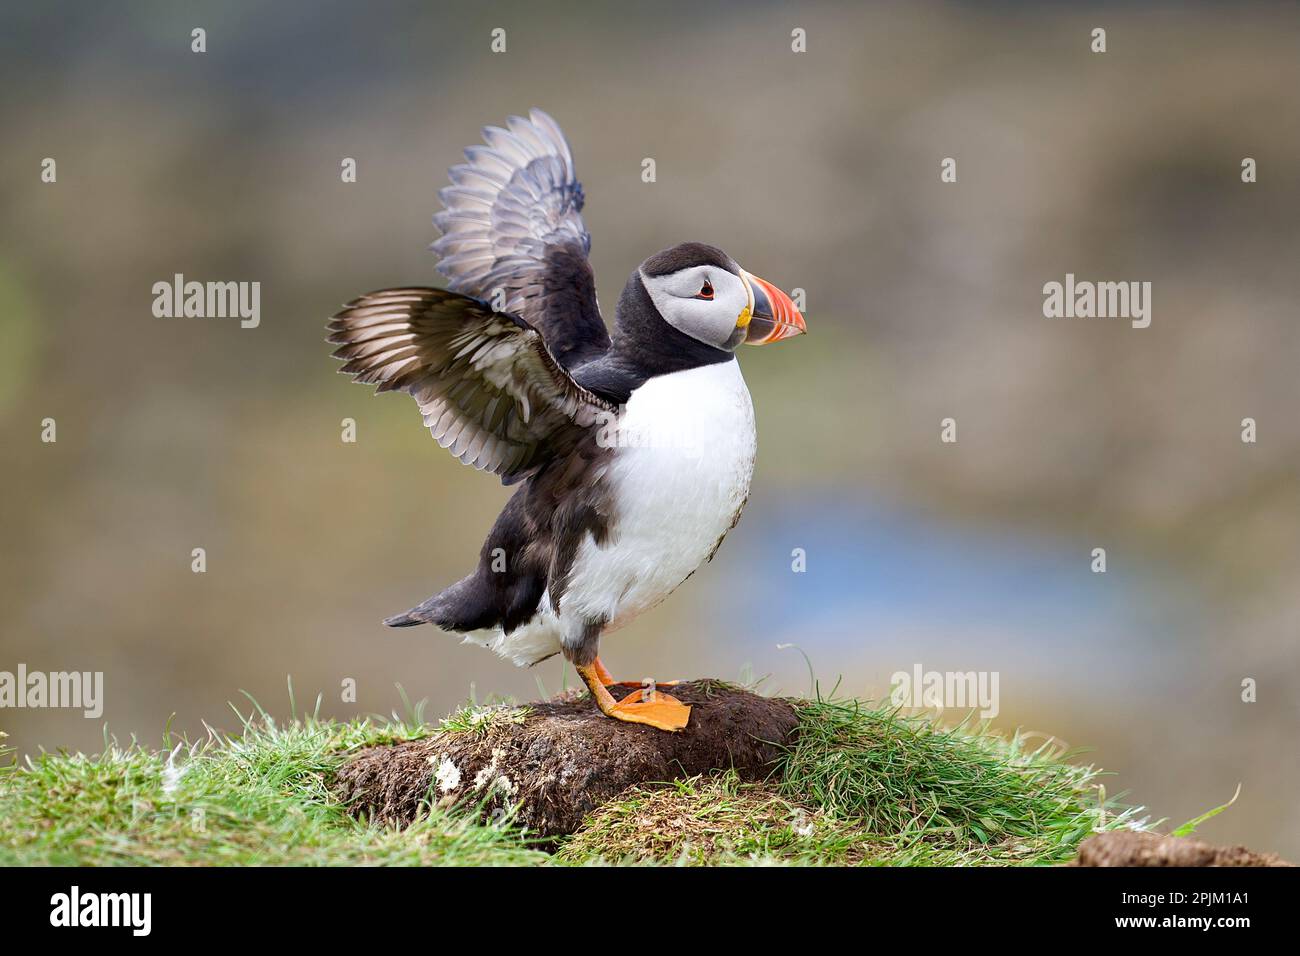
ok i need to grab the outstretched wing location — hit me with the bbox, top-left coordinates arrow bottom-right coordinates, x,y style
328,288 -> 616,484
431,109 -> 609,367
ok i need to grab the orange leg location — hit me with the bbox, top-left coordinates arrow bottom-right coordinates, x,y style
591,655 -> 679,689
576,662 -> 691,732
592,656 -> 617,686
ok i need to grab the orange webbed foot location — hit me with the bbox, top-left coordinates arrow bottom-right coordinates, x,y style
578,662 -> 691,732
607,687 -> 692,732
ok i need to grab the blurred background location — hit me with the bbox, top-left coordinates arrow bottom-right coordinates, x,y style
2,1 -> 1298,857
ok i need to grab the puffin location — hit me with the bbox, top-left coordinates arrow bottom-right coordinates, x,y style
328,109 -> 805,731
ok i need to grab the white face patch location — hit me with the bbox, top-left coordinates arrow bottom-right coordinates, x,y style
640,264 -> 750,350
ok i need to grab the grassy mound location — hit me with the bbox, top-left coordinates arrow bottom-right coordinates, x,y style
0,709 -> 545,867
0,692 -> 1146,866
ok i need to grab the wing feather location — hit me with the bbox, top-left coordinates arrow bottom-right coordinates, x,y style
328,288 -> 615,484
431,109 -> 609,367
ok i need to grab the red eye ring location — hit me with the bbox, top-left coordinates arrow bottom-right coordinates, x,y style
695,279 -> 714,300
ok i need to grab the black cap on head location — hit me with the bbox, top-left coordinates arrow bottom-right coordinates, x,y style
640,242 -> 738,278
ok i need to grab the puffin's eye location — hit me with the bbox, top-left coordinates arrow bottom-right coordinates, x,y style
695,279 -> 714,300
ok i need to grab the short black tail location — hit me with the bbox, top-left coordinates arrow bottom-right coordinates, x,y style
382,609 -> 427,628
382,574 -> 500,632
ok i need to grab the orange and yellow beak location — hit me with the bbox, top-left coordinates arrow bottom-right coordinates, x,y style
739,270 -> 806,345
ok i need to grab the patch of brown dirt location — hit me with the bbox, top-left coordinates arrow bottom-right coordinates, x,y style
1072,830 -> 1292,867
556,776 -> 873,865
334,681 -> 799,839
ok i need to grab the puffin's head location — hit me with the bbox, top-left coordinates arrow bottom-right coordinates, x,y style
635,242 -> 806,352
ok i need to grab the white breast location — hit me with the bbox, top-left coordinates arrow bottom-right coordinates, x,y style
561,359 -> 757,635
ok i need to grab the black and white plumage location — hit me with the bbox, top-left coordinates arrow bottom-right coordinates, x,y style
329,109 -> 804,730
